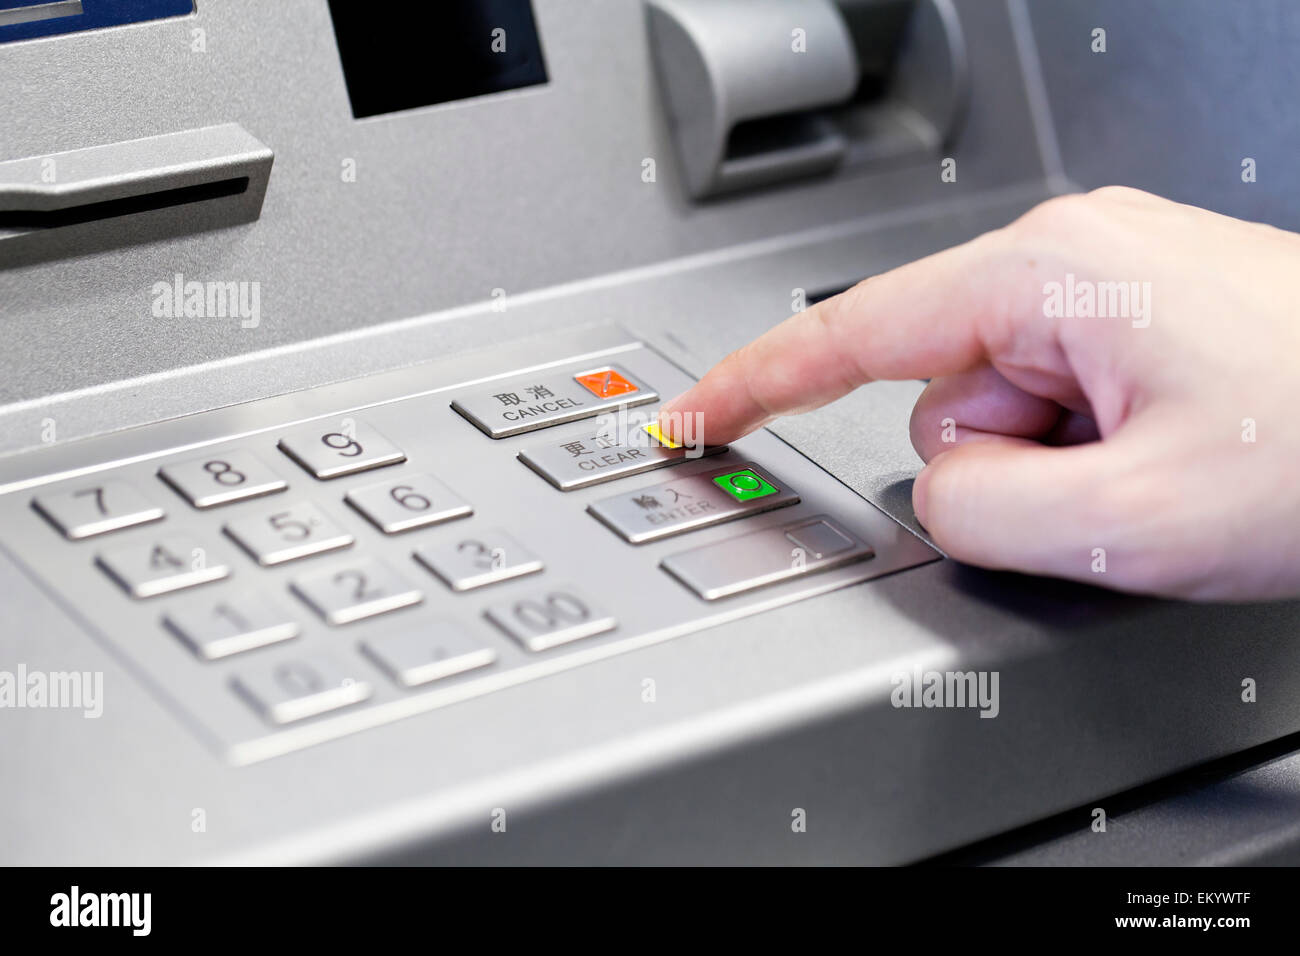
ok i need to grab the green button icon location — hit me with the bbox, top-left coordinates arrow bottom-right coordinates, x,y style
713,469 -> 777,501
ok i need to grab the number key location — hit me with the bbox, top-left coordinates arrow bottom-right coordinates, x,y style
233,654 -> 371,724
33,480 -> 164,540
277,421 -> 405,479
96,533 -> 230,598
164,592 -> 299,660
414,529 -> 542,591
224,502 -> 354,566
345,473 -> 472,534
290,556 -> 422,625
484,585 -> 615,651
361,620 -> 496,688
158,450 -> 288,508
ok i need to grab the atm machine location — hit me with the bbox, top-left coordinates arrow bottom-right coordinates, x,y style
2,0 -> 1299,865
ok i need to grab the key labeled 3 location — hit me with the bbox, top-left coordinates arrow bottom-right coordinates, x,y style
414,529 -> 543,591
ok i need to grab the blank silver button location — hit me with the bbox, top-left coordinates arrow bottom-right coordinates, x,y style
586,462 -> 798,544
33,480 -> 164,540
451,364 -> 657,439
518,418 -> 725,491
414,529 -> 543,591
290,556 -> 422,625
785,519 -> 856,559
361,621 -> 496,687
277,421 -> 406,479
233,654 -> 371,724
484,585 -> 616,651
96,533 -> 230,598
660,516 -> 874,600
345,473 -> 472,534
224,501 -> 354,566
164,593 -> 299,660
158,450 -> 287,508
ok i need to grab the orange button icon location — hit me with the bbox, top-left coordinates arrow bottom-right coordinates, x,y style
574,368 -> 639,399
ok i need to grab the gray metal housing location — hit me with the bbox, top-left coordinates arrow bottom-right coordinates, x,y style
1,0 -> 1298,864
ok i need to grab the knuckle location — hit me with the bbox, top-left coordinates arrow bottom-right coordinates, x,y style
1005,193 -> 1095,241
819,277 -> 870,329
1086,184 -> 1151,205
800,285 -> 873,390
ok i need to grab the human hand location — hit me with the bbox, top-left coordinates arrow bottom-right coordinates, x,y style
658,187 -> 1300,600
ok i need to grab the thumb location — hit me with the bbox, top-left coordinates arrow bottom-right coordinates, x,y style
913,439 -> 1124,584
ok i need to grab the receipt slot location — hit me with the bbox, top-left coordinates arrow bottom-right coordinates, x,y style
646,0 -> 968,198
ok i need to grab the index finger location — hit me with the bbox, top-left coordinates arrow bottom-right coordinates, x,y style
657,228 -> 1039,444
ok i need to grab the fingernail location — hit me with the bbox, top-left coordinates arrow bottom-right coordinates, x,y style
657,394 -> 685,435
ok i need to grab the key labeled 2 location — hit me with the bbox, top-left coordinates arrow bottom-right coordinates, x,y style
290,556 -> 423,625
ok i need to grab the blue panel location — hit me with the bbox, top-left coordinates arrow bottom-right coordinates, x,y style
0,0 -> 193,44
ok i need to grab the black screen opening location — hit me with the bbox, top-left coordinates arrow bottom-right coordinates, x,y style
327,0 -> 548,118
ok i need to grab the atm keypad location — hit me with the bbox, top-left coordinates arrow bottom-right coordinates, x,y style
6,344 -> 923,763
